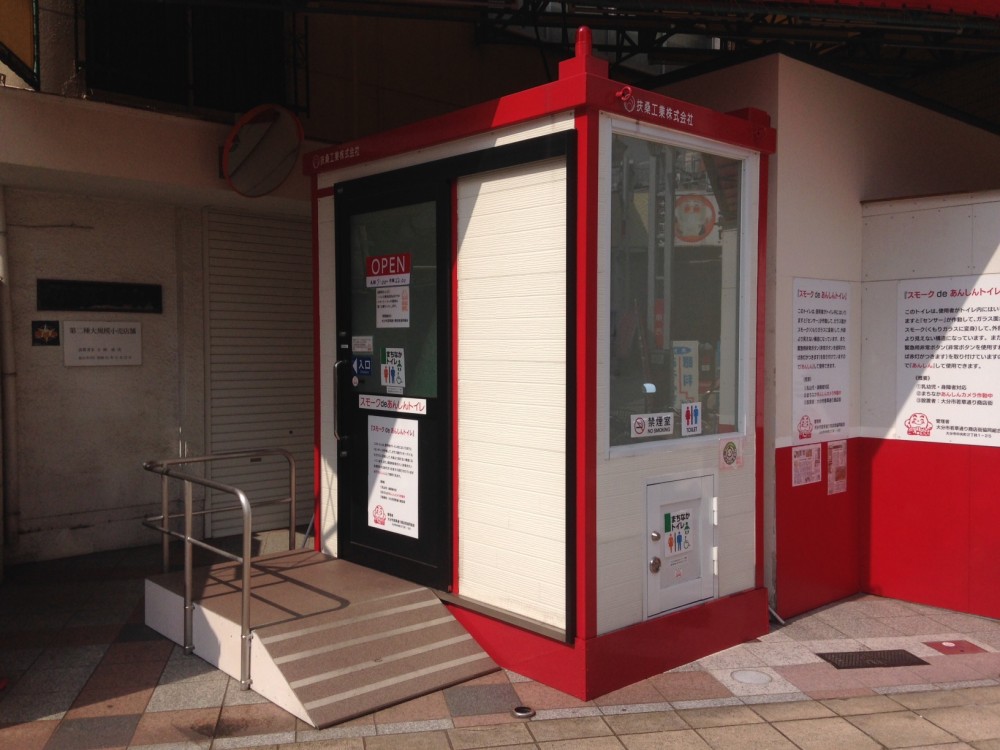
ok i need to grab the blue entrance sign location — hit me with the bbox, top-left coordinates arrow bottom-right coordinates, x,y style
352,355 -> 373,377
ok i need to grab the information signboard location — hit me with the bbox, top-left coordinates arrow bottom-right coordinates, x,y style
792,278 -> 849,443
896,273 -> 1000,446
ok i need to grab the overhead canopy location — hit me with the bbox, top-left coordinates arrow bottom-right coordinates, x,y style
783,1 -> 996,14
65,1 -> 1000,130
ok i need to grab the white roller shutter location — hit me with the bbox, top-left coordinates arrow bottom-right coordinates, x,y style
205,211 -> 314,537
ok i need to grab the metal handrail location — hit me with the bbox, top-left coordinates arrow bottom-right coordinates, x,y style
142,448 -> 297,691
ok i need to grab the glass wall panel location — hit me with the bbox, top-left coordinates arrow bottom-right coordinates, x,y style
610,133 -> 743,446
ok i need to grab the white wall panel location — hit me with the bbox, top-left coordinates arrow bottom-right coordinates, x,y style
594,114 -> 759,634
973,195 -> 1000,274
314,114 -> 574,193
863,205 -> 975,281
860,193 -> 1000,437
859,280 -> 898,435
456,159 -> 568,630
316,196 -> 338,557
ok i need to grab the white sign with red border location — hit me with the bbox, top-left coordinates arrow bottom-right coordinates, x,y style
896,273 -> 1000,446
792,278 -> 850,444
368,415 -> 419,539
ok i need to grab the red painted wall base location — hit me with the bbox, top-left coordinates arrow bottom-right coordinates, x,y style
774,440 -> 863,619
775,437 -> 1000,623
859,438 -> 1000,620
448,587 -> 769,700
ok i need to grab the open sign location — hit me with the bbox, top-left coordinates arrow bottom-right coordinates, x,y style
366,253 -> 411,288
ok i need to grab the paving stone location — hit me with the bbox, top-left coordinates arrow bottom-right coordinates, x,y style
0,717 -> 58,750
847,710 -> 959,748
443,682 -> 522,717
0,689 -> 78,722
130,706 -> 219,747
773,716 -> 881,749
526,715 -> 613,742
277,739 -> 364,750
364,729 -> 454,749
749,700 -> 837,722
42,713 -> 140,750
618,729 -> 711,750
4,548 -> 1000,750
821,694 -> 907,716
147,678 -> 228,712
534,737 -> 627,750
920,705 -> 1000,742
602,710 -> 688,735
675,704 -> 763,729
698,722 -> 798,749
448,721 -> 535,749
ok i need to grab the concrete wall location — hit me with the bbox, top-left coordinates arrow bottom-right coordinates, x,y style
663,54 -> 1000,617
5,191 -> 201,558
1,86 -> 311,562
304,16 -> 557,144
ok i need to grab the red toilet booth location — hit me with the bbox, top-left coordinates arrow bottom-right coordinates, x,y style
306,28 -> 776,699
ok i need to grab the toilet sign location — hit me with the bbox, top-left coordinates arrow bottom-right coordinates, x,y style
381,347 -> 405,389
681,401 -> 702,436
664,509 -> 694,557
366,252 -> 411,288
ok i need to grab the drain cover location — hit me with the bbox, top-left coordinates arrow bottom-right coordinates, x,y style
817,649 -> 928,669
731,670 -> 773,685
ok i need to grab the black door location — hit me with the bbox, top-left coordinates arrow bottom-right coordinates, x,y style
334,176 -> 452,590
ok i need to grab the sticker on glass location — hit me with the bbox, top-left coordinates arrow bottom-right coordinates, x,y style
381,347 -> 405,389
630,412 -> 674,438
681,402 -> 702,436
376,287 -> 410,328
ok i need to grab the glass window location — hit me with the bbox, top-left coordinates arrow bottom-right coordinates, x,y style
349,202 -> 438,398
609,132 -> 743,446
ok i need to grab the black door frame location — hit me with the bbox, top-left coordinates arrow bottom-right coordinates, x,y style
333,132 -> 577,610
334,175 -> 453,589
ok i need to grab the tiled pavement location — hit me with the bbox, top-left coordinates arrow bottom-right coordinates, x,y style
3,542 -> 1000,749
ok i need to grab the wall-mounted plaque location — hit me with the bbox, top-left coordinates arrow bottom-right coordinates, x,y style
37,279 -> 162,314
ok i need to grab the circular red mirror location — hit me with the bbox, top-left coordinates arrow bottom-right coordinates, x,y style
222,104 -> 303,197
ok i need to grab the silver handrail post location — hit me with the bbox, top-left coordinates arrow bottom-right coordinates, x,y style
239,488 -> 253,690
142,448 -> 299,694
287,454 -> 296,550
160,474 -> 170,573
183,478 -> 194,656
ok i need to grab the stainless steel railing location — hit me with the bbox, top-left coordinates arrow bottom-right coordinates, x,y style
142,448 -> 297,691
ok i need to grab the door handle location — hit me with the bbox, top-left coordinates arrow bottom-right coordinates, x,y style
334,360 -> 348,441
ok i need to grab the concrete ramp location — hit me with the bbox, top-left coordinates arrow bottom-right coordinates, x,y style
145,549 -> 498,727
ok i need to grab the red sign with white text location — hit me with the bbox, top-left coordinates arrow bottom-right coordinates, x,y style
366,253 -> 411,288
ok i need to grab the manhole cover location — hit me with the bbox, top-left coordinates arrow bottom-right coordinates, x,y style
817,649 -> 928,669
731,669 -> 773,685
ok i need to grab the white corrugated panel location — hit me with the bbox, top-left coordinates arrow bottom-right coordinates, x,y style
456,159 -> 567,630
205,212 -> 314,537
